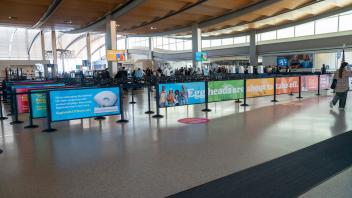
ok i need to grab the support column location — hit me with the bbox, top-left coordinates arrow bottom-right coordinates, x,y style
148,37 -> 153,60
51,30 -> 58,77
40,31 -> 48,78
192,24 -> 202,68
249,30 -> 258,66
86,33 -> 92,70
105,19 -> 117,76
124,36 -> 128,61
25,29 -> 30,60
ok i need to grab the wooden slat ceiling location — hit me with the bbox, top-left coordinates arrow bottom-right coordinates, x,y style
0,0 -> 52,27
0,0 -> 351,37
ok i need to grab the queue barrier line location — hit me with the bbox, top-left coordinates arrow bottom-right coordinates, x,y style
0,73 -> 332,130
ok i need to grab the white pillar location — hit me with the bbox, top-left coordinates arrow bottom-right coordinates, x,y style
105,19 -> 117,76
86,32 -> 92,70
192,24 -> 202,68
40,31 -> 48,78
124,36 -> 128,61
249,30 -> 258,66
25,29 -> 30,60
51,30 -> 58,77
148,37 -> 153,60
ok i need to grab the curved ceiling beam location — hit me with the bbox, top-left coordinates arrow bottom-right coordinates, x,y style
129,0 -> 282,37
63,0 -> 145,34
32,0 -> 62,29
8,29 -> 17,58
129,0 -> 333,38
27,31 -> 42,55
92,44 -> 105,56
64,34 -> 86,50
120,0 -> 208,31
76,34 -> 105,56
200,3 -> 352,40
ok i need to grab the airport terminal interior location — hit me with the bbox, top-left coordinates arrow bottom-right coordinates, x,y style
1,0 -> 352,197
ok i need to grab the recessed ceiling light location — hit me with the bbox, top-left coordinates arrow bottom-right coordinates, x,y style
150,26 -> 157,30
64,20 -> 72,24
8,16 -> 16,20
116,24 -> 120,27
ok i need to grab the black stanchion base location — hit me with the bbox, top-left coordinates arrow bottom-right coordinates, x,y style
297,96 -> 303,99
24,125 -> 39,129
0,117 -> 8,120
94,116 -> 106,120
271,100 -> 279,103
240,103 -> 250,107
129,101 -> 136,104
42,128 -> 57,133
10,120 -> 23,125
0,149 -> 3,154
145,111 -> 155,114
235,100 -> 242,103
316,94 -> 321,96
202,109 -> 212,112
116,119 -> 129,123
152,114 -> 164,119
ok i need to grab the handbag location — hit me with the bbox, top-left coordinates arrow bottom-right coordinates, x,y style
330,79 -> 337,89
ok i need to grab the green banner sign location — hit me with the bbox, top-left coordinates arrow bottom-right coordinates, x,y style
30,90 -> 47,119
208,80 -> 244,102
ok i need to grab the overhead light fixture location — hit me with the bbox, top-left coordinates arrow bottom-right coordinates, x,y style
8,16 -> 16,20
116,24 -> 120,27
64,20 -> 72,24
150,26 -> 157,30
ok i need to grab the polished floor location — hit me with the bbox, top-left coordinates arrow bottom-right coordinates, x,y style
0,88 -> 351,198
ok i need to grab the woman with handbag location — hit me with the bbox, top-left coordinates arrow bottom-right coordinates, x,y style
330,62 -> 352,109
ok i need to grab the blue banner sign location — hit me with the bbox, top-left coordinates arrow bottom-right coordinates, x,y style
158,82 -> 205,108
49,87 -> 120,122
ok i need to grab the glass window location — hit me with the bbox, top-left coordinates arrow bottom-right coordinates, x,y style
176,42 -> 184,51
211,39 -> 221,47
221,38 -> 233,46
277,27 -> 294,39
169,43 -> 176,51
156,37 -> 162,47
260,31 -> 276,41
169,38 -> 176,44
295,22 -> 314,37
184,40 -> 192,50
339,13 -> 352,31
234,36 -> 247,44
315,16 -> 338,34
116,38 -> 125,50
202,40 -> 211,48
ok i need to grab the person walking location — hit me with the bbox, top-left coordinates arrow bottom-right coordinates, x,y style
330,62 -> 352,110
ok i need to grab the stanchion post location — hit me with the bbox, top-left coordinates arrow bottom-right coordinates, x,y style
316,74 -> 321,96
10,92 -> 23,124
24,91 -> 38,128
152,83 -> 163,118
0,94 -> 8,120
130,87 -> 136,104
271,76 -> 279,103
240,78 -> 249,107
202,79 -> 211,112
117,84 -> 129,123
7,92 -> 14,116
297,75 -> 303,99
145,84 -> 154,114
42,91 -> 56,132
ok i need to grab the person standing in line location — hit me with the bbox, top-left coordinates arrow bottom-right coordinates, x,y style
330,62 -> 352,110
